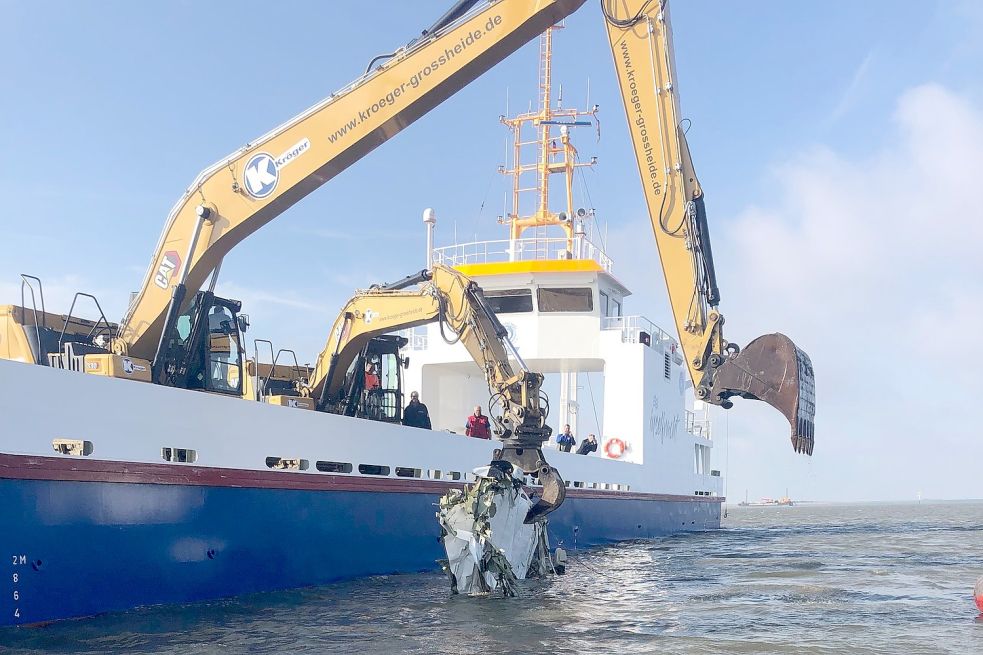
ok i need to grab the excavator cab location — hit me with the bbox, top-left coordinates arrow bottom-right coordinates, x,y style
153,290 -> 246,395
339,335 -> 408,423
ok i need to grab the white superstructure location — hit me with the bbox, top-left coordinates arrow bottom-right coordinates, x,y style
400,233 -> 721,498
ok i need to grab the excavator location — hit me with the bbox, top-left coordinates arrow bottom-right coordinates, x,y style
234,263 -> 562,520
312,264 -> 561,521
0,0 -> 815,520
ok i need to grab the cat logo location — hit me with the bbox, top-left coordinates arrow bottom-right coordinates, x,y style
154,251 -> 182,289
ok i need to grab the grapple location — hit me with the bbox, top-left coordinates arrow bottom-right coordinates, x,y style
496,443 -> 566,524
708,333 -> 815,455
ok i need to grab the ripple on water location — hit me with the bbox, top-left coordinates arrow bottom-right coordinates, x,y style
1,501 -> 982,655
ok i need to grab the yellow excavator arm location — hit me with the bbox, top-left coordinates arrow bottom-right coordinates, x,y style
117,0 -> 588,361
308,264 -> 564,521
7,0 -> 811,460
602,0 -> 815,454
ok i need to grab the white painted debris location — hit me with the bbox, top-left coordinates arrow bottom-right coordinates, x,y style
437,463 -> 553,596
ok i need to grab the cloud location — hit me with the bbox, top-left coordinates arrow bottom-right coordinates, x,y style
610,84 -> 983,501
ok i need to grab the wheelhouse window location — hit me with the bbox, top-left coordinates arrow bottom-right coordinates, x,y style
483,289 -> 533,314
600,290 -> 623,318
537,288 -> 593,312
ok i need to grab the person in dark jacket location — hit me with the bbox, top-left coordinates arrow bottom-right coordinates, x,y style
576,433 -> 598,455
465,406 -> 491,439
402,391 -> 431,430
556,424 -> 576,452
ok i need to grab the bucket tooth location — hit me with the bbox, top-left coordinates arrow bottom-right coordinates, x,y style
709,333 -> 815,455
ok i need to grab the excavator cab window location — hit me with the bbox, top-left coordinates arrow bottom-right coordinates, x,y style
204,303 -> 243,395
361,350 -> 400,422
340,335 -> 407,423
156,291 -> 244,395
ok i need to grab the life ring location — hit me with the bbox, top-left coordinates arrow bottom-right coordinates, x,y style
604,438 -> 627,459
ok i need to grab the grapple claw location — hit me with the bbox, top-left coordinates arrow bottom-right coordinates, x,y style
709,333 -> 815,455
496,446 -> 566,523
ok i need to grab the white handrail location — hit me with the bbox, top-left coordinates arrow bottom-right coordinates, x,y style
600,315 -> 674,348
432,236 -> 613,272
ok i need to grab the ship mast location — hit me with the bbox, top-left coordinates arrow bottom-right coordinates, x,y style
499,25 -> 597,257
498,25 -> 601,436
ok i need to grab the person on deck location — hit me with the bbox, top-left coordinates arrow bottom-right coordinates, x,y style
465,406 -> 491,439
576,433 -> 598,455
556,424 -> 576,452
364,362 -> 380,390
403,391 -> 432,430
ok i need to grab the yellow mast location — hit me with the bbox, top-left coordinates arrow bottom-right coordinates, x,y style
500,25 -> 597,251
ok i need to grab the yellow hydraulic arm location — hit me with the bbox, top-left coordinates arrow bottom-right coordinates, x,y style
309,264 -> 564,521
116,0 -> 588,362
602,0 -> 815,454
40,0 -> 809,459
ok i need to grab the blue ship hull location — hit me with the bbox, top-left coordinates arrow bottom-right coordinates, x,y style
1,476 -> 720,626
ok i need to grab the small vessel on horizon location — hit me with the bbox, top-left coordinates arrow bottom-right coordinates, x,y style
737,489 -> 794,507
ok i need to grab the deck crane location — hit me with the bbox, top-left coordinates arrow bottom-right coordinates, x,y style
1,0 -> 815,518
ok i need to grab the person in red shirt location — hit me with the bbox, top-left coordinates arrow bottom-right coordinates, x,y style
364,362 -> 380,390
465,405 -> 491,439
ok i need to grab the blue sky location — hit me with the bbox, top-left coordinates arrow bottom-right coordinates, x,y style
2,1 -> 981,501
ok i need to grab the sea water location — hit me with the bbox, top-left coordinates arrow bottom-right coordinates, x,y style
2,501 -> 981,654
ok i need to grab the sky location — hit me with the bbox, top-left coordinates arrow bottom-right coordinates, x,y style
1,1 -> 981,502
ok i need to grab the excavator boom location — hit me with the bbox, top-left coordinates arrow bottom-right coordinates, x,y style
308,265 -> 565,521
112,0 -> 812,455
5,0 -> 813,491
118,0 -> 587,361
602,0 -> 815,454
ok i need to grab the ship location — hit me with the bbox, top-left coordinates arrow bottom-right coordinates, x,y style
737,490 -> 794,507
0,27 -> 723,627
1,2 -> 818,627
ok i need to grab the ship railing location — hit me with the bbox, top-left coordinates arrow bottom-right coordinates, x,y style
431,236 -> 613,272
601,315 -> 676,350
685,409 -> 713,440
395,327 -> 428,351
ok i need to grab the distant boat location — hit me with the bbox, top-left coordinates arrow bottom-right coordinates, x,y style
738,489 -> 794,507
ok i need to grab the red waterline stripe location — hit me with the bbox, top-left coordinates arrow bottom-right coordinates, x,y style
0,453 -> 723,503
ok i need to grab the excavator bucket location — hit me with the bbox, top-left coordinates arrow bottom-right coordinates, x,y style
709,333 -> 815,455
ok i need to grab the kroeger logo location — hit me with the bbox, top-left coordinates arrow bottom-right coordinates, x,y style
154,250 -> 181,289
121,357 -> 147,375
243,138 -> 311,199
